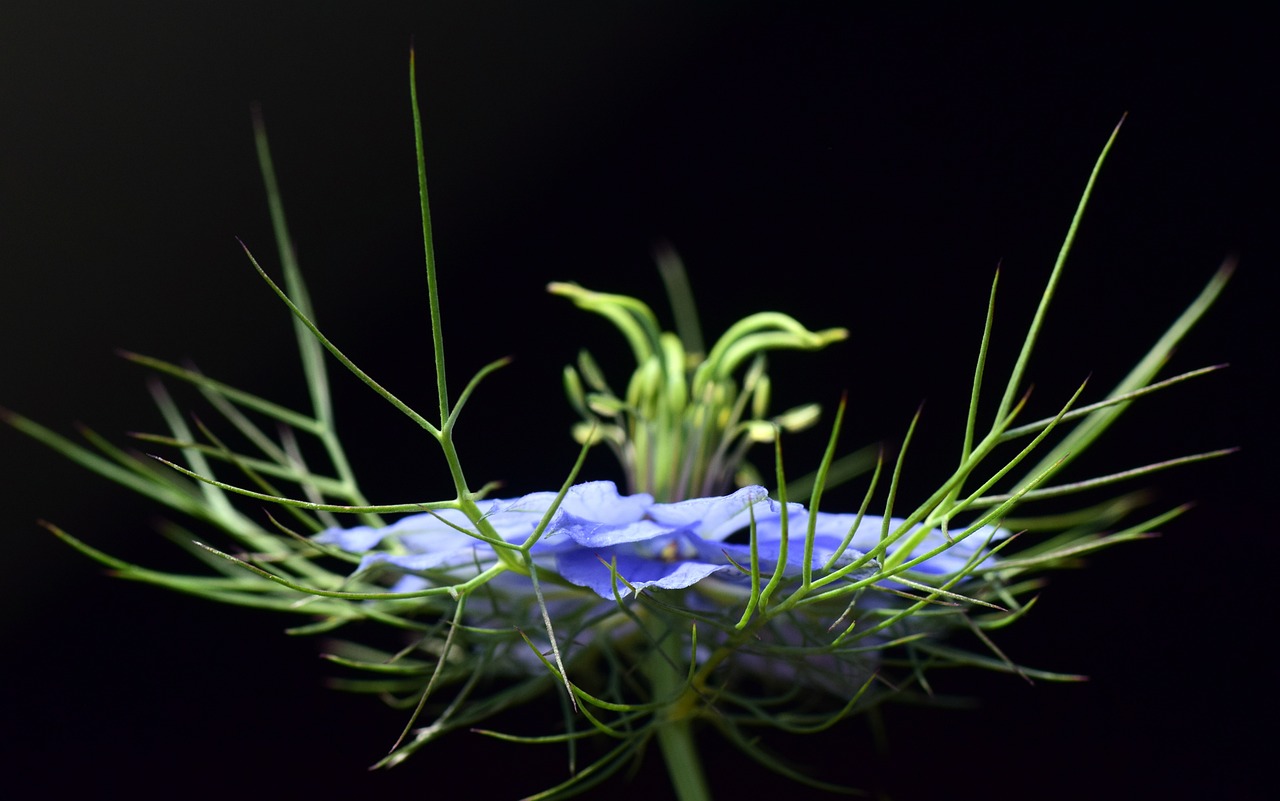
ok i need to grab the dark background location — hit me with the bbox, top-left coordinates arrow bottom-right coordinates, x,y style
2,4 -> 1270,800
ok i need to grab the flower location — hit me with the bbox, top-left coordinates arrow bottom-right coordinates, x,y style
315,481 -> 1004,599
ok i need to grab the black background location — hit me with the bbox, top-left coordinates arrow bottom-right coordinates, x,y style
2,4 -> 1270,800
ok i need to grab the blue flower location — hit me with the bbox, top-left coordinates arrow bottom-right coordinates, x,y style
314,481 -> 1003,599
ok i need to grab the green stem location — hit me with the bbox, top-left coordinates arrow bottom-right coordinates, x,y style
656,710 -> 711,801
646,614 -> 712,801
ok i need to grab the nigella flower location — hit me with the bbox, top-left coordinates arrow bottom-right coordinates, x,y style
12,53 -> 1231,796
315,480 -> 1004,598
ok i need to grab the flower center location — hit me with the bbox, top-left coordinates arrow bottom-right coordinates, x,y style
635,533 -> 698,563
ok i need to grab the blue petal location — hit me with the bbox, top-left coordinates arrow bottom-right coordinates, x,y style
558,481 -> 653,523
314,525 -> 388,553
714,535 -> 874,580
397,496 -> 556,553
554,515 -> 675,548
556,547 -> 730,598
386,511 -> 487,555
648,486 -> 781,541
387,574 -> 429,594
314,491 -> 560,558
542,481 -> 669,548
748,511 -> 1005,575
356,546 -> 494,575
478,492 -> 562,542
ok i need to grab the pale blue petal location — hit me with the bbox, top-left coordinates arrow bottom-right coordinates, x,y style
712,535 -> 874,581
357,547 -> 494,575
648,486 -> 763,537
554,515 -> 675,548
749,511 -> 1005,576
558,481 -> 653,524
541,481 -> 668,548
556,548 -> 730,598
314,525 -> 388,553
393,511 -> 487,555
480,492 -> 561,542
387,574 -> 430,594
315,491 -> 559,559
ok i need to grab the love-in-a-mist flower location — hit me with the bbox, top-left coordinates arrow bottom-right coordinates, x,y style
12,59 -> 1230,799
312,478 -> 1008,707
316,479 -> 1006,600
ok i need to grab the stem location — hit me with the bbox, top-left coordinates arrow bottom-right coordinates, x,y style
656,710 -> 711,801
646,614 -> 712,801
